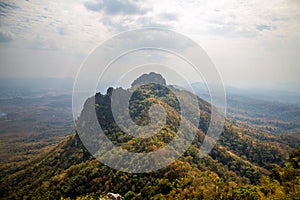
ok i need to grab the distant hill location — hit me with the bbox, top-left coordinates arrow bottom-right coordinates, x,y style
190,82 -> 300,134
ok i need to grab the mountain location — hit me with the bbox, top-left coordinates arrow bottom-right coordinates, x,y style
190,82 -> 300,135
131,72 -> 166,87
1,73 -> 299,199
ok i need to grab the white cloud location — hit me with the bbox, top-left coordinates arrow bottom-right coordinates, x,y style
0,0 -> 299,88
0,31 -> 13,43
84,0 -> 149,15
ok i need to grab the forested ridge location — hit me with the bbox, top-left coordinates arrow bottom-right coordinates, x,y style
0,74 -> 299,199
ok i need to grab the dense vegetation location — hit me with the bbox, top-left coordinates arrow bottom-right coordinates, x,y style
0,73 -> 299,199
1,133 -> 299,199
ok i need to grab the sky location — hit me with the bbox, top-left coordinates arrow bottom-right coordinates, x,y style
0,0 -> 299,90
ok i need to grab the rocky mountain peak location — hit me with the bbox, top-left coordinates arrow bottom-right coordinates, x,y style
131,72 -> 166,87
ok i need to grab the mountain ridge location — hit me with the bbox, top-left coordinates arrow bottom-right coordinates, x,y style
1,73 -> 299,199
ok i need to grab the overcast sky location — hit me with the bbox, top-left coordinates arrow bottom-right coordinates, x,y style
0,0 -> 299,89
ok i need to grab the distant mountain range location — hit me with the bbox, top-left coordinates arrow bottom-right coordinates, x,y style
1,77 -> 299,105
189,82 -> 300,106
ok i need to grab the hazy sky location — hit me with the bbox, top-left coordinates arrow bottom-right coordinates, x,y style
0,0 -> 299,89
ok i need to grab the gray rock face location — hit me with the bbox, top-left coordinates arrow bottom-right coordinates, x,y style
131,72 -> 166,87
